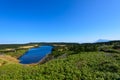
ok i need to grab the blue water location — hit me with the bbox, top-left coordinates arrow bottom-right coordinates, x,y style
19,46 -> 53,64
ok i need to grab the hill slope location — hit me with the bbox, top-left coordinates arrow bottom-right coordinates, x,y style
96,39 -> 110,43
0,52 -> 120,80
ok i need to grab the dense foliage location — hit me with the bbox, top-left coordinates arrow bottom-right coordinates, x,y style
0,52 -> 120,80
0,41 -> 120,80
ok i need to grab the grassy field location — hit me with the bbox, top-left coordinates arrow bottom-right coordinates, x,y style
0,52 -> 120,80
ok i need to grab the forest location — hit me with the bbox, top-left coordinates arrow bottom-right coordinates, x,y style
0,40 -> 120,80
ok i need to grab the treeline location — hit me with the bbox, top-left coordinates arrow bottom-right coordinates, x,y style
50,40 -> 120,58
0,44 -> 31,49
0,43 -> 40,50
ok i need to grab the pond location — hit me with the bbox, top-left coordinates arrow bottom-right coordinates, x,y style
19,46 -> 53,64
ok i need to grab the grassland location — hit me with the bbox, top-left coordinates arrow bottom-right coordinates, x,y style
0,41 -> 120,80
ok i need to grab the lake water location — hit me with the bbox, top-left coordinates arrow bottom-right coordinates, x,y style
19,46 -> 53,64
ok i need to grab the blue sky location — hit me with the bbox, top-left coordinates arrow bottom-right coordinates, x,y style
0,0 -> 120,44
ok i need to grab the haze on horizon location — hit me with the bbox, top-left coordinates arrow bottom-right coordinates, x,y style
0,0 -> 120,44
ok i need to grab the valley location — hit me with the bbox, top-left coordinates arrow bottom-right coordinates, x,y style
0,41 -> 120,79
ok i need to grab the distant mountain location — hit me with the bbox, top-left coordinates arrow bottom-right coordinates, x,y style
95,39 -> 110,43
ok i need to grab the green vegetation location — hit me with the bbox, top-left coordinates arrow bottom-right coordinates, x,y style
5,49 -> 28,58
0,43 -> 38,58
0,48 -> 28,59
0,41 -> 120,80
0,52 -> 120,80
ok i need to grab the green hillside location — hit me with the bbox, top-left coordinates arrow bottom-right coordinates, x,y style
0,41 -> 120,80
0,52 -> 120,80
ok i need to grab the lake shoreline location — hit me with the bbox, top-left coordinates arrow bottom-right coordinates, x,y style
19,46 -> 53,64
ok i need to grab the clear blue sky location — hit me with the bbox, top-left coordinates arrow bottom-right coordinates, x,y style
0,0 -> 120,44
